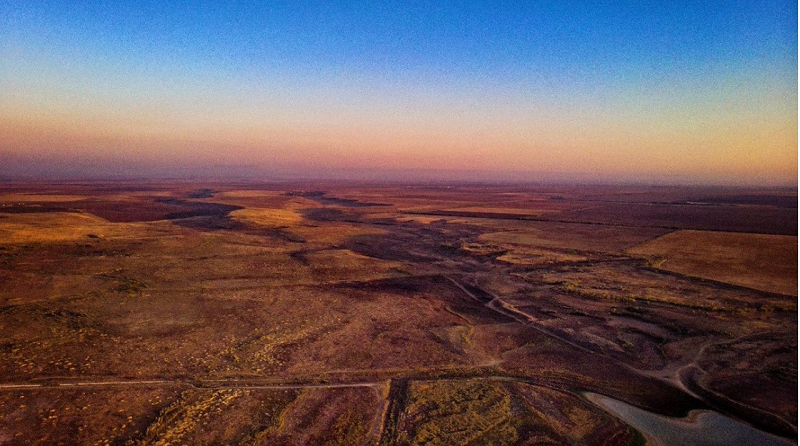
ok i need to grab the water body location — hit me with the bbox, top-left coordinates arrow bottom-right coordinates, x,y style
586,393 -> 795,446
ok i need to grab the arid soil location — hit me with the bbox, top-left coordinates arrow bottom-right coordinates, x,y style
0,182 -> 796,445
627,229 -> 797,296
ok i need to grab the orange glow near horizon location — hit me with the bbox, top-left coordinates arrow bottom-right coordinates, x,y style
1,2 -> 796,185
2,69 -> 795,185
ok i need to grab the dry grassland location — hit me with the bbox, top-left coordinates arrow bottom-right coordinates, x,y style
0,183 -> 795,445
628,229 -> 798,295
0,194 -> 88,202
0,212 -> 152,244
230,207 -> 304,227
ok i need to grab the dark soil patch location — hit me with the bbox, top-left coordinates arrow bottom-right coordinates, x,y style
0,204 -> 67,213
287,191 -> 389,207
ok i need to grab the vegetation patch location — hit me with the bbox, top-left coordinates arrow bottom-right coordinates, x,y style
229,207 -> 304,227
399,379 -> 518,446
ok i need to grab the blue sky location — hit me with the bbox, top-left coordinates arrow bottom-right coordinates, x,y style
1,1 -> 797,183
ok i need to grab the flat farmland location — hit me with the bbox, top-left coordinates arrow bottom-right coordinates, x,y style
0,182 -> 795,445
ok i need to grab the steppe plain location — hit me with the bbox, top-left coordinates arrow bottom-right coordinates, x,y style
0,182 -> 796,445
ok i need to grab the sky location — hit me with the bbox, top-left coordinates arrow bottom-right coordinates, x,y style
0,1 -> 797,185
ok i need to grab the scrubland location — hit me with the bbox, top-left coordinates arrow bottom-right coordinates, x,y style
0,183 -> 795,445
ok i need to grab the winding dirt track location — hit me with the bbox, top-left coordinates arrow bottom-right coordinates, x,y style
444,275 -> 798,438
0,276 -> 792,441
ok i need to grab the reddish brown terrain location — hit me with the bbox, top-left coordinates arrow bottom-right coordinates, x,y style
0,182 -> 796,445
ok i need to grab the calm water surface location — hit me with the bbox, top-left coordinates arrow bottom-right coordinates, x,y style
586,393 -> 795,446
